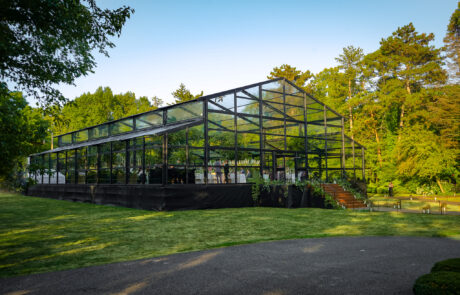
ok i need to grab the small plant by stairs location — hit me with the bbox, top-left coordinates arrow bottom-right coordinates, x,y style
321,183 -> 367,209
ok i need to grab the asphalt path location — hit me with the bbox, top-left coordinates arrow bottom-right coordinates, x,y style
1,237 -> 460,295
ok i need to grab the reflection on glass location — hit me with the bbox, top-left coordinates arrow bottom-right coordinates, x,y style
136,111 -> 163,129
111,118 -> 133,135
167,101 -> 203,123
208,94 -> 234,112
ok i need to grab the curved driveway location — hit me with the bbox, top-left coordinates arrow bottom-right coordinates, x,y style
1,237 -> 460,295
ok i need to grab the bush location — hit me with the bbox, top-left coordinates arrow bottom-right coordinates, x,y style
431,258 -> 460,273
413,271 -> 460,295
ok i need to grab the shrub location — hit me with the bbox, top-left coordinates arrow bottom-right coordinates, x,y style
413,271 -> 460,295
431,258 -> 460,273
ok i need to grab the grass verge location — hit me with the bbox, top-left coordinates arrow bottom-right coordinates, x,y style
1,192 -> 460,278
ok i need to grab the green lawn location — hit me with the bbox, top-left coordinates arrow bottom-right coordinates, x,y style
1,192 -> 460,278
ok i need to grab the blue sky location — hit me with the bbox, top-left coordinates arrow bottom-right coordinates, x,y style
46,0 -> 457,106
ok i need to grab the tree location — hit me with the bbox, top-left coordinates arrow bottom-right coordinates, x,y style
443,2 -> 460,83
267,64 -> 313,91
0,85 -> 49,181
53,87 -> 155,135
378,23 -> 447,142
335,46 -> 364,140
0,0 -> 134,106
152,96 -> 164,108
171,83 -> 203,104
396,125 -> 456,192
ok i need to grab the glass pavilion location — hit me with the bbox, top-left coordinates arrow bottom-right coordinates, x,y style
29,78 -> 365,186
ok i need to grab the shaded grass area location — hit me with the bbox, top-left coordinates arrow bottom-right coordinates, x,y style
1,192 -> 460,278
370,196 -> 460,212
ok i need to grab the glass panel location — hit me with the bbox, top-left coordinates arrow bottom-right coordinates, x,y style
237,151 -> 260,167
75,130 -> 88,142
136,111 -> 163,129
237,97 -> 259,115
208,130 -> 235,147
188,124 -> 204,147
60,134 -> 72,145
208,150 -> 235,184
262,103 -> 284,119
286,123 -> 305,137
89,124 -> 109,139
87,170 -> 97,184
262,90 -> 283,103
111,118 -> 133,135
66,150 -> 75,184
237,132 -> 260,149
286,136 -> 305,151
145,135 -> 162,146
208,112 -> 234,131
264,134 -> 285,150
168,147 -> 186,166
285,105 -> 305,121
240,167 -> 259,183
87,146 -> 98,170
168,129 -> 186,146
240,86 -> 259,99
189,148 -> 205,166
208,94 -> 234,112
76,147 -> 86,184
57,151 -> 66,184
167,101 -> 203,123
190,167 -> 205,184
262,80 -> 283,93
98,169 -> 110,184
285,94 -> 304,106
49,153 -> 57,184
237,116 -> 259,132
99,143 -> 111,169
145,146 -> 162,184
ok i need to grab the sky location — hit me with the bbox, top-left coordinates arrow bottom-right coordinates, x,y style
35,0 -> 458,106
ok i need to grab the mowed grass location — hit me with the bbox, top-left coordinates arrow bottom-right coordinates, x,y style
1,192 -> 460,278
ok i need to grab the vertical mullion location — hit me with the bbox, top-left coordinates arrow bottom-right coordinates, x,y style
125,140 -> 129,184
142,137 -> 146,184
323,105 -> 328,182
341,117 -> 346,179
259,85 -> 263,177
304,92 -> 309,179
234,90 -> 237,184
204,99 -> 208,184
109,142 -> 113,184
186,127 -> 189,184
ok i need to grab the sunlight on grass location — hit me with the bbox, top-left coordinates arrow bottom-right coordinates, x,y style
0,192 -> 459,278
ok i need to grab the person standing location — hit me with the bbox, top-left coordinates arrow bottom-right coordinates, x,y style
215,160 -> 222,184
224,160 -> 230,184
388,182 -> 394,197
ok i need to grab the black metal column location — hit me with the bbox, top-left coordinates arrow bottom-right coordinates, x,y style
323,105 -> 328,182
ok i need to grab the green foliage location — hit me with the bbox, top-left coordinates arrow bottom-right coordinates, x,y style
53,87 -> 156,135
432,258 -> 460,273
0,86 -> 48,183
268,64 -> 313,92
413,271 -> 460,295
171,83 -> 203,104
0,0 -> 133,106
443,2 -> 460,82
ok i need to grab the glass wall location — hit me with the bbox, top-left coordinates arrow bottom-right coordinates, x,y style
31,78 -> 365,185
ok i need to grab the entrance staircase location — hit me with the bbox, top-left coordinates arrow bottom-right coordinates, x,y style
321,183 -> 367,209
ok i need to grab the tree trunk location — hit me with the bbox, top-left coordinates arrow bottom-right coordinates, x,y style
398,80 -> 411,143
348,79 -> 354,140
436,178 -> 445,193
371,112 -> 383,168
